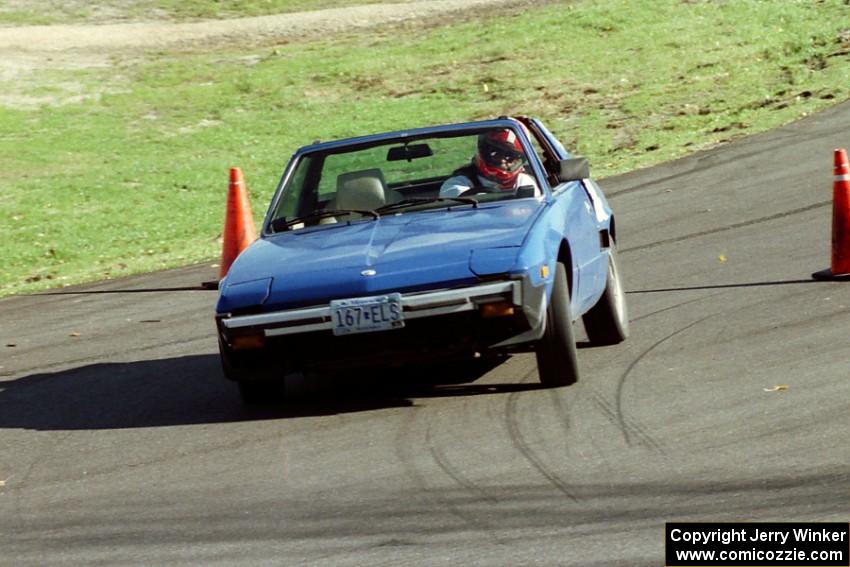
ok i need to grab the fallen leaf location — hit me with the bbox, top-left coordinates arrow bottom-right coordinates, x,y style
763,385 -> 789,392
69,332 -> 81,337
718,254 -> 727,263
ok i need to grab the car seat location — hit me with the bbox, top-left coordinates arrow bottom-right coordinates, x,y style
335,169 -> 388,212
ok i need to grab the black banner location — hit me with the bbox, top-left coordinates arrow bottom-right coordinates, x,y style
666,522 -> 849,566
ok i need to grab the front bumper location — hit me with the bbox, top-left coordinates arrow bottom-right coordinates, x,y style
217,276 -> 547,367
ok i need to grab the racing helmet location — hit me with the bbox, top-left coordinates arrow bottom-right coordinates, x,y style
474,128 -> 526,188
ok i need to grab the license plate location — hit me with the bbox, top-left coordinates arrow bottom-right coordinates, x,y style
330,293 -> 404,336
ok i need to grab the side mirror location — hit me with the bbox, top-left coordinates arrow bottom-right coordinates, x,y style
515,185 -> 537,198
558,157 -> 589,182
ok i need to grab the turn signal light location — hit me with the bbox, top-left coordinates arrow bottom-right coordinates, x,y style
480,301 -> 515,318
231,333 -> 265,351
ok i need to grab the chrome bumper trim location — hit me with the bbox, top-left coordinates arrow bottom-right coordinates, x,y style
221,281 -> 520,337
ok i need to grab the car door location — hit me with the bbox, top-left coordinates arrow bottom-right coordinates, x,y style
521,118 -> 608,315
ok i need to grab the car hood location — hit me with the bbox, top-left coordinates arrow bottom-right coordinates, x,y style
218,201 -> 543,312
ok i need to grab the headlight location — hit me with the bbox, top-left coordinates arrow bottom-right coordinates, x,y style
468,247 -> 520,276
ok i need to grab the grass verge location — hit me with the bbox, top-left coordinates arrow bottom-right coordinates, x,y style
1,0 -> 849,296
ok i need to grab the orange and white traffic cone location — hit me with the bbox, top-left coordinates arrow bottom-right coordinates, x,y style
812,148 -> 850,281
219,167 -> 258,278
203,167 -> 258,289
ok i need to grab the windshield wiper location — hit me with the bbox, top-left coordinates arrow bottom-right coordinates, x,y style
375,196 -> 478,213
270,209 -> 379,232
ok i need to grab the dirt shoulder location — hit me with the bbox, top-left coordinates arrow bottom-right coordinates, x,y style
0,0 -> 544,109
0,0 -> 531,52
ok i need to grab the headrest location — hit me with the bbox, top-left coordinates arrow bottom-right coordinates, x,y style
336,169 -> 387,211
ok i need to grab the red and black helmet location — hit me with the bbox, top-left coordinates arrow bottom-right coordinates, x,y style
474,128 -> 526,188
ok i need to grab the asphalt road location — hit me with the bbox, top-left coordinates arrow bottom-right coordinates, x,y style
2,101 -> 849,566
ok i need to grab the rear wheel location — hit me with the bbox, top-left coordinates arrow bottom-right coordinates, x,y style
535,262 -> 579,387
582,243 -> 629,345
218,337 -> 284,404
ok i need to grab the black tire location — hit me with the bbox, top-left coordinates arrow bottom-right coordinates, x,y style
218,337 -> 284,404
582,244 -> 629,345
535,262 -> 579,387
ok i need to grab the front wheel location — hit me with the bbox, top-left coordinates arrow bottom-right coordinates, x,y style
535,262 -> 580,387
582,244 -> 629,345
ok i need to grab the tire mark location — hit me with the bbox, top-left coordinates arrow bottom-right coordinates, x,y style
545,376 -> 622,478
511,355 -> 580,463
546,378 -> 573,438
584,291 -> 726,451
556,379 -> 625,480
628,291 -> 725,324
610,316 -> 713,447
394,401 -> 505,544
5,430 -> 73,552
11,431 -> 74,491
605,123 -> 829,199
590,392 -> 663,452
604,282 -> 820,449
1,419 -> 313,495
504,366 -> 578,501
0,334 -> 214,379
426,423 -> 499,504
620,201 -> 829,254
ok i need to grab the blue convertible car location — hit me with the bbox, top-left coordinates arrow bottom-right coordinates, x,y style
215,116 -> 628,402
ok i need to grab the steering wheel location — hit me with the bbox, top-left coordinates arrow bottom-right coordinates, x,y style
457,185 -> 506,198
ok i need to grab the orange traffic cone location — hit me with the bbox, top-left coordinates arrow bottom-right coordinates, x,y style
220,167 -> 258,277
812,148 -> 850,281
203,167 -> 258,289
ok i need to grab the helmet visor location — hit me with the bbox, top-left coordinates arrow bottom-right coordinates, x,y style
480,144 -> 524,171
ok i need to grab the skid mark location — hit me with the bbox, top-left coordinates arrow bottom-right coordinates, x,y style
591,392 -> 663,452
504,366 -> 578,501
628,291 -> 725,324
610,316 -> 713,447
4,334 -> 213,380
544,377 -> 624,479
426,422 -> 499,505
546,379 -> 573,438
11,431 -> 74,491
394,401 -> 505,544
608,292 -> 727,446
620,201 -> 829,254
605,123 -> 842,199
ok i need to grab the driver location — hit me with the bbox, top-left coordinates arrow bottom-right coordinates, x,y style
439,128 -> 539,198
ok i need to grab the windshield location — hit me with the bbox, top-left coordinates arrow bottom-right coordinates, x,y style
268,127 -> 541,231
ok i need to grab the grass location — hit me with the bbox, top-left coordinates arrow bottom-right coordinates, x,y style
1,0 -> 849,296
